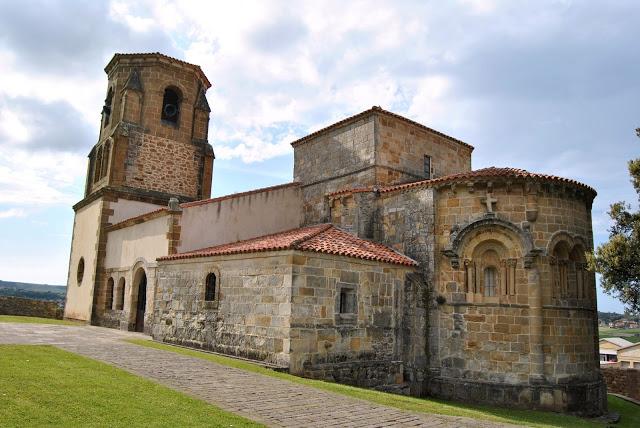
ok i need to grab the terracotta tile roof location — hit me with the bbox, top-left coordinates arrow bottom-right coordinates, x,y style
158,224 -> 418,267
379,167 -> 597,196
290,106 -> 473,150
105,52 -> 211,88
327,187 -> 375,198
181,182 -> 300,209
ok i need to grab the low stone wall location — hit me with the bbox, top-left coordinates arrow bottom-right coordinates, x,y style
302,359 -> 404,390
426,376 -> 607,416
0,296 -> 63,319
602,367 -> 640,401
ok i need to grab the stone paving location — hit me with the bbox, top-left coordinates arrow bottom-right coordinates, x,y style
0,323 -> 517,428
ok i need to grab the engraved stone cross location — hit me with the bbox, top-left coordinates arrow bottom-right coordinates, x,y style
481,193 -> 498,213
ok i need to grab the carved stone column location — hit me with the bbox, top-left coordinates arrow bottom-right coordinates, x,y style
527,261 -> 545,383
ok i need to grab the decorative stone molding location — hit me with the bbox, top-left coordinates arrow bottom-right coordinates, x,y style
442,214 -> 543,269
123,69 -> 143,92
546,230 -> 589,256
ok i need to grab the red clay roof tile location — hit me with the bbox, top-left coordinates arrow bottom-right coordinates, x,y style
326,167 -> 596,198
379,167 -> 596,195
158,224 -> 417,267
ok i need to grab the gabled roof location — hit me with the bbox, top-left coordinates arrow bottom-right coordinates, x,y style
599,337 -> 634,348
290,106 -> 473,150
158,224 -> 418,267
618,342 -> 640,353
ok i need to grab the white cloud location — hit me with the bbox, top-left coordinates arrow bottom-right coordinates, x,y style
0,148 -> 85,206
213,128 -> 296,163
0,106 -> 31,145
109,1 -> 155,33
459,0 -> 498,15
0,208 -> 26,219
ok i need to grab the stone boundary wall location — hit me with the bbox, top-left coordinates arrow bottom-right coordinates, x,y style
0,296 -> 63,319
602,367 -> 640,401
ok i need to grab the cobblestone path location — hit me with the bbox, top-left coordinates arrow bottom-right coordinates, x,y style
0,323 -> 517,428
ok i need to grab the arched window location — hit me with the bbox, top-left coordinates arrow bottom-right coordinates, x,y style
101,141 -> 110,179
161,87 -> 181,125
77,258 -> 85,286
552,241 -> 571,298
484,267 -> 497,297
105,277 -> 114,310
102,87 -> 114,127
116,277 -> 125,310
94,147 -> 103,183
205,273 -> 217,301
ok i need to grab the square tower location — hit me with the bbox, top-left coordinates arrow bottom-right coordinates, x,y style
64,53 -> 214,323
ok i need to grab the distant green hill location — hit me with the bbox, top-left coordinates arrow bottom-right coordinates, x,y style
0,280 -> 66,302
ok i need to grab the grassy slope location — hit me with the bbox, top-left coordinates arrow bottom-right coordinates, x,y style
128,339 -> 615,428
0,315 -> 83,326
0,345 -> 261,428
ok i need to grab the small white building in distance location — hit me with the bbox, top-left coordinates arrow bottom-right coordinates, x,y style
599,337 -> 634,365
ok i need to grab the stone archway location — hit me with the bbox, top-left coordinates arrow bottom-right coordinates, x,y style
132,267 -> 147,333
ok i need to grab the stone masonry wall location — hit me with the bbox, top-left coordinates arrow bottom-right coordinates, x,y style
376,115 -> 472,181
302,169 -> 377,225
432,179 -> 603,413
103,59 -> 208,145
328,187 -> 436,394
153,253 -> 293,366
1,296 -> 63,319
86,56 -> 212,200
295,117 -> 376,224
293,117 -> 376,186
294,111 -> 473,225
601,367 -> 640,401
290,253 -> 411,389
375,187 -> 435,394
153,250 -> 412,389
124,130 -> 202,200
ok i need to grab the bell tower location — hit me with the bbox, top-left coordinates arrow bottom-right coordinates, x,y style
64,53 -> 214,323
87,52 -> 214,200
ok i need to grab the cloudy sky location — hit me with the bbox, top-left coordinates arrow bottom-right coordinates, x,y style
0,0 -> 638,312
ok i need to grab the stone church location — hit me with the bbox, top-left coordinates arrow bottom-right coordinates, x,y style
64,52 -> 606,415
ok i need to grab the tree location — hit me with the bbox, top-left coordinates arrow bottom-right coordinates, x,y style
588,128 -> 640,315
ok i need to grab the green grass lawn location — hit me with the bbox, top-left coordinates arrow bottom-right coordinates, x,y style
0,315 -> 85,326
599,327 -> 640,343
128,339 -> 638,428
609,395 -> 640,428
0,345 -> 261,428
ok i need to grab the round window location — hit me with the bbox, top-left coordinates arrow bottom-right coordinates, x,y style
77,257 -> 85,286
